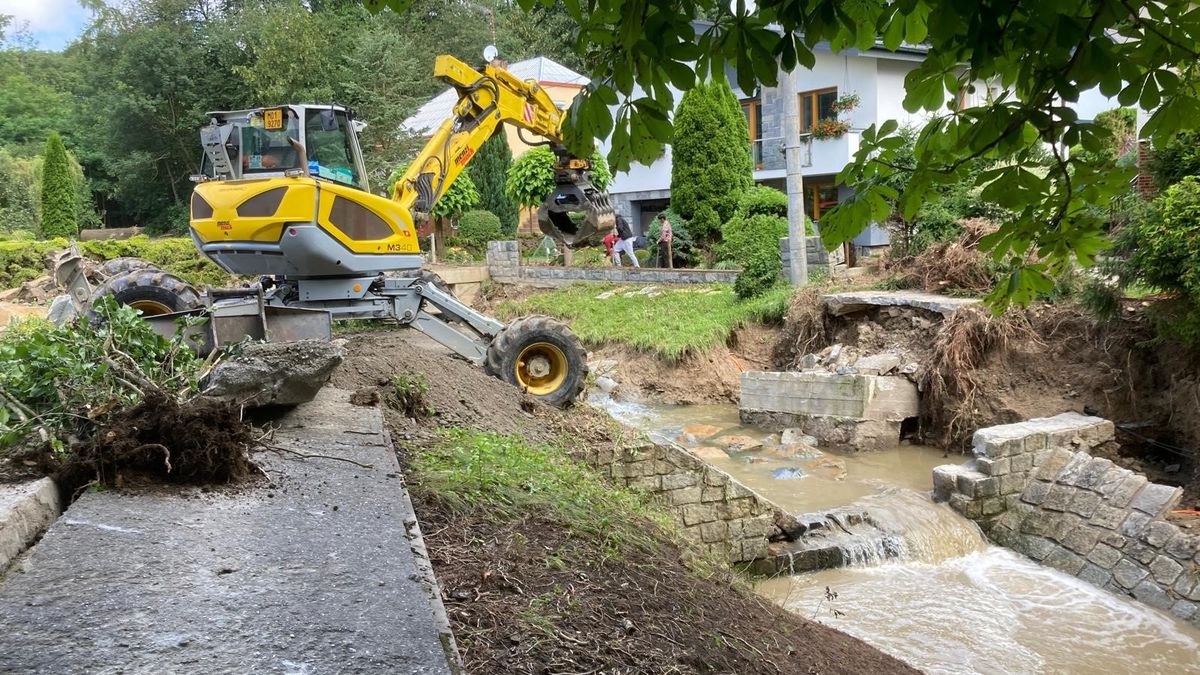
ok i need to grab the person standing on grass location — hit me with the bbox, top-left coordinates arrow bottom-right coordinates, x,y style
602,228 -> 620,265
614,214 -> 640,267
656,213 -> 673,269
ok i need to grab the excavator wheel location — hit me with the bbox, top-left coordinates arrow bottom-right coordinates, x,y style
88,269 -> 202,319
414,269 -> 451,296
484,315 -> 588,408
96,257 -> 161,281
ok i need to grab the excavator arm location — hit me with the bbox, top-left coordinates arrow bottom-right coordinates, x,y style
393,55 -> 613,247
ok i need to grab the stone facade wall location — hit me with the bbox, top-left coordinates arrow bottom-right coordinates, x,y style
934,413 -> 1200,625
571,438 -> 780,563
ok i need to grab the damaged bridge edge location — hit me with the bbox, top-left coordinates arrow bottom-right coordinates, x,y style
0,477 -> 62,575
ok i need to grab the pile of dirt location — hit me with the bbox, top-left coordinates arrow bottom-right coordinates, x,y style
328,332 -> 566,443
64,392 -> 253,488
415,508 -> 918,675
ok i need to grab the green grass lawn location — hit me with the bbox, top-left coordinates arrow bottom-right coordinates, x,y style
496,283 -> 792,362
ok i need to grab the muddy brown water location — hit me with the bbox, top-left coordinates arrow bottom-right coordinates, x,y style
591,395 -> 1200,675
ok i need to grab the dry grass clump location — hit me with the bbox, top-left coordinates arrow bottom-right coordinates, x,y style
923,305 -> 1041,446
771,285 -> 830,369
892,219 -> 998,294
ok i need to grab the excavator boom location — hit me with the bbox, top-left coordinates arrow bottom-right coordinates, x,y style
395,55 -> 614,247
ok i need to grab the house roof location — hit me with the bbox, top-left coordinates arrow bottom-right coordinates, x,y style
401,56 -> 589,135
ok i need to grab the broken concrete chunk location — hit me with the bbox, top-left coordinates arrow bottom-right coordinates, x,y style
853,353 -> 903,376
204,340 -> 343,408
676,423 -> 724,445
689,446 -> 730,462
594,375 -> 619,394
780,428 -> 819,447
714,434 -> 764,453
798,354 -> 820,370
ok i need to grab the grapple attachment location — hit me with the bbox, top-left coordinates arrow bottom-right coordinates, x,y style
537,176 -> 615,248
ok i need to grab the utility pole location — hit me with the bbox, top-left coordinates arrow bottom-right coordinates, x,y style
779,60 -> 808,286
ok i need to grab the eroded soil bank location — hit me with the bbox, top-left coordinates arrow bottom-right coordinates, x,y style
329,331 -> 919,674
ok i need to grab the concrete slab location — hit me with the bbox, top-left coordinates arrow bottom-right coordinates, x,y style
0,387 -> 454,674
822,290 -> 980,318
740,371 -> 919,422
0,478 -> 61,570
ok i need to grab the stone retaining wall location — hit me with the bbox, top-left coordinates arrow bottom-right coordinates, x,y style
487,241 -> 740,285
933,413 -> 1200,625
571,437 -> 780,563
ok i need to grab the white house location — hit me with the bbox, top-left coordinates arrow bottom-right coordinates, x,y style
603,41 -> 943,249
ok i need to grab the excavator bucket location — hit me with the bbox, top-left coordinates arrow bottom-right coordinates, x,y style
537,177 -> 616,248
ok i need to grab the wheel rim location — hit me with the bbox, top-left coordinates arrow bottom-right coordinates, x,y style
515,342 -> 568,396
128,299 -> 173,316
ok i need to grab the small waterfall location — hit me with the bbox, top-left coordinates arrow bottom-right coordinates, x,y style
767,488 -> 988,573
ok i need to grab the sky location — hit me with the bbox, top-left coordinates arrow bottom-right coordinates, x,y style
0,0 -> 93,51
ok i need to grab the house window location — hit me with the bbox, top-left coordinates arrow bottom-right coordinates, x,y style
804,183 -> 840,222
741,98 -> 763,168
800,88 -> 838,133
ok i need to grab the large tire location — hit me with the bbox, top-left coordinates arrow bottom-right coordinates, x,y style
96,257 -> 160,281
484,315 -> 588,407
415,269 -> 451,296
89,269 -> 202,319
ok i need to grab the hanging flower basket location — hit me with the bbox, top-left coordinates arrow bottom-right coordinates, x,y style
830,93 -> 860,113
811,118 -> 851,140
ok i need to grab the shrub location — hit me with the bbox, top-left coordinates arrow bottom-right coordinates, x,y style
39,133 -> 78,239
734,247 -> 782,299
389,372 -> 434,418
736,185 -> 788,218
670,79 -> 753,239
505,146 -> 612,208
1126,176 -> 1200,343
720,213 -> 787,268
1149,129 -> 1200,188
455,209 -> 503,250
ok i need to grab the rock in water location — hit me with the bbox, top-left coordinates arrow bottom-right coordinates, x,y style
204,340 -> 343,407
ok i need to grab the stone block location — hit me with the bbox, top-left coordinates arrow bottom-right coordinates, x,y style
1096,466 -> 1130,498
950,494 -> 981,519
1101,532 -> 1127,549
955,469 -> 989,498
699,521 -> 729,543
971,427 -> 1026,459
1089,505 -> 1126,530
1020,535 -> 1058,561
1112,558 -> 1148,589
682,504 -> 718,526
1004,494 -> 1020,511
1087,543 -> 1123,569
1055,453 -> 1092,486
1061,526 -> 1102,556
742,515 -> 773,538
661,473 -> 700,491
1169,600 -> 1198,622
1034,448 -> 1074,480
726,498 -> 753,520
999,472 -> 1028,496
1104,474 -> 1149,508
1043,546 -> 1086,575
667,487 -> 703,506
1143,521 -> 1180,549
976,477 -> 1000,498
1165,533 -> 1199,562
1077,457 -> 1115,489
739,538 -> 769,561
1010,453 -> 1034,474
932,465 -> 960,502
1126,541 -> 1157,565
1120,511 -> 1152,538
1149,555 -> 1184,586
701,487 -> 726,503
1130,483 -> 1182,517
1176,575 -> 1200,602
627,476 -> 662,491
1050,514 -> 1086,545
977,457 -> 1010,476
981,497 -> 1006,516
1042,484 -> 1074,512
1019,511 -> 1055,537
1132,579 -> 1175,611
1078,563 -> 1113,589
1067,490 -> 1102,518
703,471 -> 730,488
1021,480 -> 1051,506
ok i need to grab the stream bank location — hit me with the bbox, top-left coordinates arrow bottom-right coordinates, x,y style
600,395 -> 1200,675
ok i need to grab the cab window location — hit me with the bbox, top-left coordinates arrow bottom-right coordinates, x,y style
304,109 -> 363,189
240,109 -> 301,174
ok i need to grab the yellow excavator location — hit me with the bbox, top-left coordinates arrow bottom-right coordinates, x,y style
60,53 -> 615,406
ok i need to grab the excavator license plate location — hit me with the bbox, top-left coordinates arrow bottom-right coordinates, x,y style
263,109 -> 284,130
